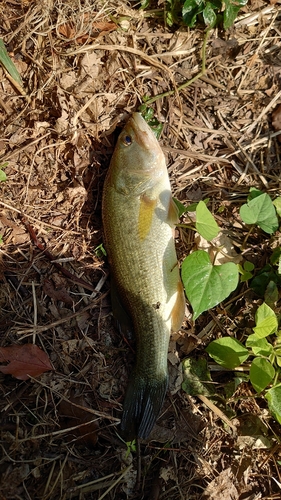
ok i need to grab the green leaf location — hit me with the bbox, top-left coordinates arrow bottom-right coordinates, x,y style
264,280 -> 279,309
182,250 -> 239,320
247,187 -> 263,201
250,264 -> 281,297
246,334 -> 273,356
0,161 -> 7,182
239,192 -> 279,234
139,0 -> 150,9
244,261 -> 255,272
265,385 -> 281,425
253,303 -> 278,338
0,39 -> 23,86
273,197 -> 281,217
195,201 -> 219,240
0,169 -> 7,182
185,199 -> 209,212
270,247 -> 281,268
203,2 -> 217,27
206,337 -> 249,370
238,262 -> 254,282
95,243 -> 107,257
182,357 -> 214,396
138,104 -> 154,121
182,0 -> 205,27
173,197 -> 187,217
276,356 -> 281,368
223,0 -> 248,29
138,105 -> 163,138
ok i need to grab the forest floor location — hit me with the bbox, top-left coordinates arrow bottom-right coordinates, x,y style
1,1 -> 281,499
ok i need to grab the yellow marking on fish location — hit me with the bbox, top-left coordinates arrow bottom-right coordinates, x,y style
138,194 -> 157,240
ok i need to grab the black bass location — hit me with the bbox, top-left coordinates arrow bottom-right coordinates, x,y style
102,112 -> 185,440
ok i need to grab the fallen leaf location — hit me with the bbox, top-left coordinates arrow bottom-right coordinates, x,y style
58,15 -> 116,43
194,231 -> 243,265
59,395 -> 99,447
58,22 -> 76,39
202,468 -> 239,500
43,278 -> 74,306
211,38 -> 240,59
272,104 -> 281,142
0,344 -> 53,380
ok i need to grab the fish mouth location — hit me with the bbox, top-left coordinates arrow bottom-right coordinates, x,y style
129,112 -> 162,152
131,112 -> 150,133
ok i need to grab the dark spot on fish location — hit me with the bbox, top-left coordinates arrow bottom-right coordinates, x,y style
152,302 -> 161,310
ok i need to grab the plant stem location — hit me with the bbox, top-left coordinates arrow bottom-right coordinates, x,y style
142,28 -> 211,106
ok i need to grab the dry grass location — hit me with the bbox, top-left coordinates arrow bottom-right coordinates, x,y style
1,0 -> 281,498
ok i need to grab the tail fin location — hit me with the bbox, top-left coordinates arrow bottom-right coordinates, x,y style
120,372 -> 168,441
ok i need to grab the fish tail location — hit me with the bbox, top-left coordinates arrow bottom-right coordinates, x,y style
120,372 -> 168,441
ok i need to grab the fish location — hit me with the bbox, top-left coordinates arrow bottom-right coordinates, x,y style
102,112 -> 185,441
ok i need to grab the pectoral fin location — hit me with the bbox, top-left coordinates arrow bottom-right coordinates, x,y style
171,279 -> 186,332
167,196 -> 179,227
110,277 -> 134,339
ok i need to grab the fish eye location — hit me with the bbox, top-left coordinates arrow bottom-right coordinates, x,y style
122,135 -> 132,146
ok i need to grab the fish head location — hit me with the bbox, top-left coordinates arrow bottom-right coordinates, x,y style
109,113 -> 167,195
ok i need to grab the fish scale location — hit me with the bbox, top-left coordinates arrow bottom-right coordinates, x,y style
102,112 -> 185,440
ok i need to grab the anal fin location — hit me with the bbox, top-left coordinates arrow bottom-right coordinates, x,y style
110,276 -> 134,340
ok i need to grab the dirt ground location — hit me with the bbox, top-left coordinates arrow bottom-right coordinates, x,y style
1,1 -> 281,499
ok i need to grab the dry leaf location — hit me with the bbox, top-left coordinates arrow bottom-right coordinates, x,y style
43,278 -> 74,306
0,344 -> 53,380
202,468 -> 239,500
194,232 -> 243,265
58,16 -> 116,44
272,104 -> 281,142
58,22 -> 76,39
59,395 -> 99,447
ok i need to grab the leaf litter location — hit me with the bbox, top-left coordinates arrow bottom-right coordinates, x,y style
0,0 -> 281,499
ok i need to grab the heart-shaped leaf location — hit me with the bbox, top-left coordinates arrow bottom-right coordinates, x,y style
239,192 -> 279,234
206,337 -> 249,370
246,334 -> 273,357
181,250 -> 239,320
195,201 -> 219,241
253,303 -> 278,338
250,357 -> 275,393
273,197 -> 281,217
265,385 -> 281,425
0,344 -> 53,380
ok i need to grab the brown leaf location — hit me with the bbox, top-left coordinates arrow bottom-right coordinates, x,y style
43,278 -> 74,306
59,395 -> 99,447
58,15 -> 116,43
0,344 -> 53,380
58,22 -> 76,39
272,104 -> 281,143
201,468 -> 239,500
272,104 -> 281,131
